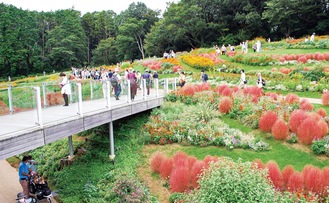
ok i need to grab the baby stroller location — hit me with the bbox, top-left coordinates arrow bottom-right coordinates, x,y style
29,174 -> 53,203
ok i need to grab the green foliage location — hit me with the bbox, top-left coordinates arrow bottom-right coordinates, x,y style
311,136 -> 329,156
184,158 -> 282,202
169,192 -> 185,203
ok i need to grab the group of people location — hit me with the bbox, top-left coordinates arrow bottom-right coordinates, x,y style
239,69 -> 265,88
163,50 -> 176,59
215,44 -> 235,56
17,155 -> 38,201
178,70 -> 208,87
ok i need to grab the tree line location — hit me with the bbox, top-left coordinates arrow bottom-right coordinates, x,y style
0,0 -> 328,77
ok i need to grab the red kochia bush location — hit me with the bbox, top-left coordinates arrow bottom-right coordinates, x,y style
191,160 -> 206,188
251,159 -> 264,170
265,92 -> 278,100
287,172 -> 304,192
324,52 -> 329,61
321,92 -> 329,106
259,110 -> 278,132
150,152 -> 166,173
221,87 -> 232,96
217,84 -> 230,95
243,86 -> 264,98
281,165 -> 295,190
304,166 -> 324,194
317,108 -> 327,117
299,99 -> 313,111
173,152 -> 189,168
266,161 -> 283,190
169,167 -> 190,192
289,109 -> 308,133
285,93 -> 300,104
219,97 -> 233,114
188,156 -> 197,170
180,84 -> 196,96
322,167 -> 329,190
203,155 -> 218,168
271,119 -> 289,140
298,56 -> 308,63
159,158 -> 174,179
297,117 -> 318,144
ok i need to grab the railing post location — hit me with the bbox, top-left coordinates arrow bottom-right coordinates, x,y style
42,82 -> 47,108
109,122 -> 115,160
7,84 -> 13,114
174,78 -> 177,90
155,79 -> 159,97
90,80 -> 93,100
143,79 -> 147,100
76,83 -> 83,117
165,78 -> 169,94
68,135 -> 74,157
127,81 -> 131,103
33,86 -> 43,127
106,81 -> 111,109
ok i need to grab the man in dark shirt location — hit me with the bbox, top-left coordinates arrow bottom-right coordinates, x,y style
142,70 -> 151,95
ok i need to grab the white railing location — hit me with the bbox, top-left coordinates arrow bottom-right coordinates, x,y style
0,77 -> 178,127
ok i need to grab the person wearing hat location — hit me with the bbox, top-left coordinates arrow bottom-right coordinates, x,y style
59,72 -> 71,106
18,156 -> 30,199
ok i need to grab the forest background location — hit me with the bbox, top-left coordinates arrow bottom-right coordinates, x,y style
0,0 -> 329,78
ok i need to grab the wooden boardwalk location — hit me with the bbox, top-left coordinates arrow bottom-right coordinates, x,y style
0,88 -> 166,160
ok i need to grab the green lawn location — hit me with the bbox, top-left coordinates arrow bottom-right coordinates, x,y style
180,115 -> 328,171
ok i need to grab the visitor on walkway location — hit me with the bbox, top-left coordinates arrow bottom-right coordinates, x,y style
100,68 -> 109,99
18,156 -> 30,199
112,69 -> 122,100
127,68 -> 137,101
59,72 -> 71,106
142,70 -> 151,96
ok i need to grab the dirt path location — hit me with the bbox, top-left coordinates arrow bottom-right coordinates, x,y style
0,160 -> 58,203
0,160 -> 22,203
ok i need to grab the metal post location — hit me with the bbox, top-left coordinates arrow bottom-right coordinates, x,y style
42,82 -> 47,108
174,78 -> 177,90
68,135 -> 74,157
155,79 -> 159,97
127,81 -> 131,103
109,122 -> 115,160
76,83 -> 83,117
106,81 -> 111,108
7,84 -> 13,114
165,78 -> 169,94
33,86 -> 43,127
90,80 -> 93,100
143,79 -> 147,100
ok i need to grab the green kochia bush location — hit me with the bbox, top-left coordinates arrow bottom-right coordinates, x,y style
184,158 -> 282,202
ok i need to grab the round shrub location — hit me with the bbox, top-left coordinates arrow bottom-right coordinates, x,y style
321,92 -> 329,106
169,167 -> 191,192
287,171 -> 304,192
271,119 -> 289,140
221,87 -> 232,96
281,165 -> 295,190
299,99 -> 313,111
304,166 -> 324,194
289,109 -> 308,133
185,158 -> 280,202
324,52 -> 329,61
181,84 -> 196,96
317,108 -> 327,117
150,152 -> 166,173
191,160 -> 206,188
265,161 -> 283,190
203,155 -> 218,168
297,117 -> 318,144
159,158 -> 174,179
219,97 -> 233,114
251,159 -> 264,170
322,167 -> 329,189
265,92 -> 278,100
173,152 -> 189,168
316,120 -> 328,140
217,84 -> 230,95
285,93 -> 300,104
298,56 -> 307,63
318,54 -> 325,61
259,110 -> 278,132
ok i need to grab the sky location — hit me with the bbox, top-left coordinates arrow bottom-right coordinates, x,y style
0,0 -> 178,15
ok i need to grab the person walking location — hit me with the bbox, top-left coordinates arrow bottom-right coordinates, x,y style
142,70 -> 151,96
18,156 -> 30,199
59,72 -> 71,106
257,72 -> 264,88
127,68 -> 137,101
111,69 -> 121,100
240,69 -> 247,88
179,71 -> 186,87
100,68 -> 109,99
201,70 -> 208,83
